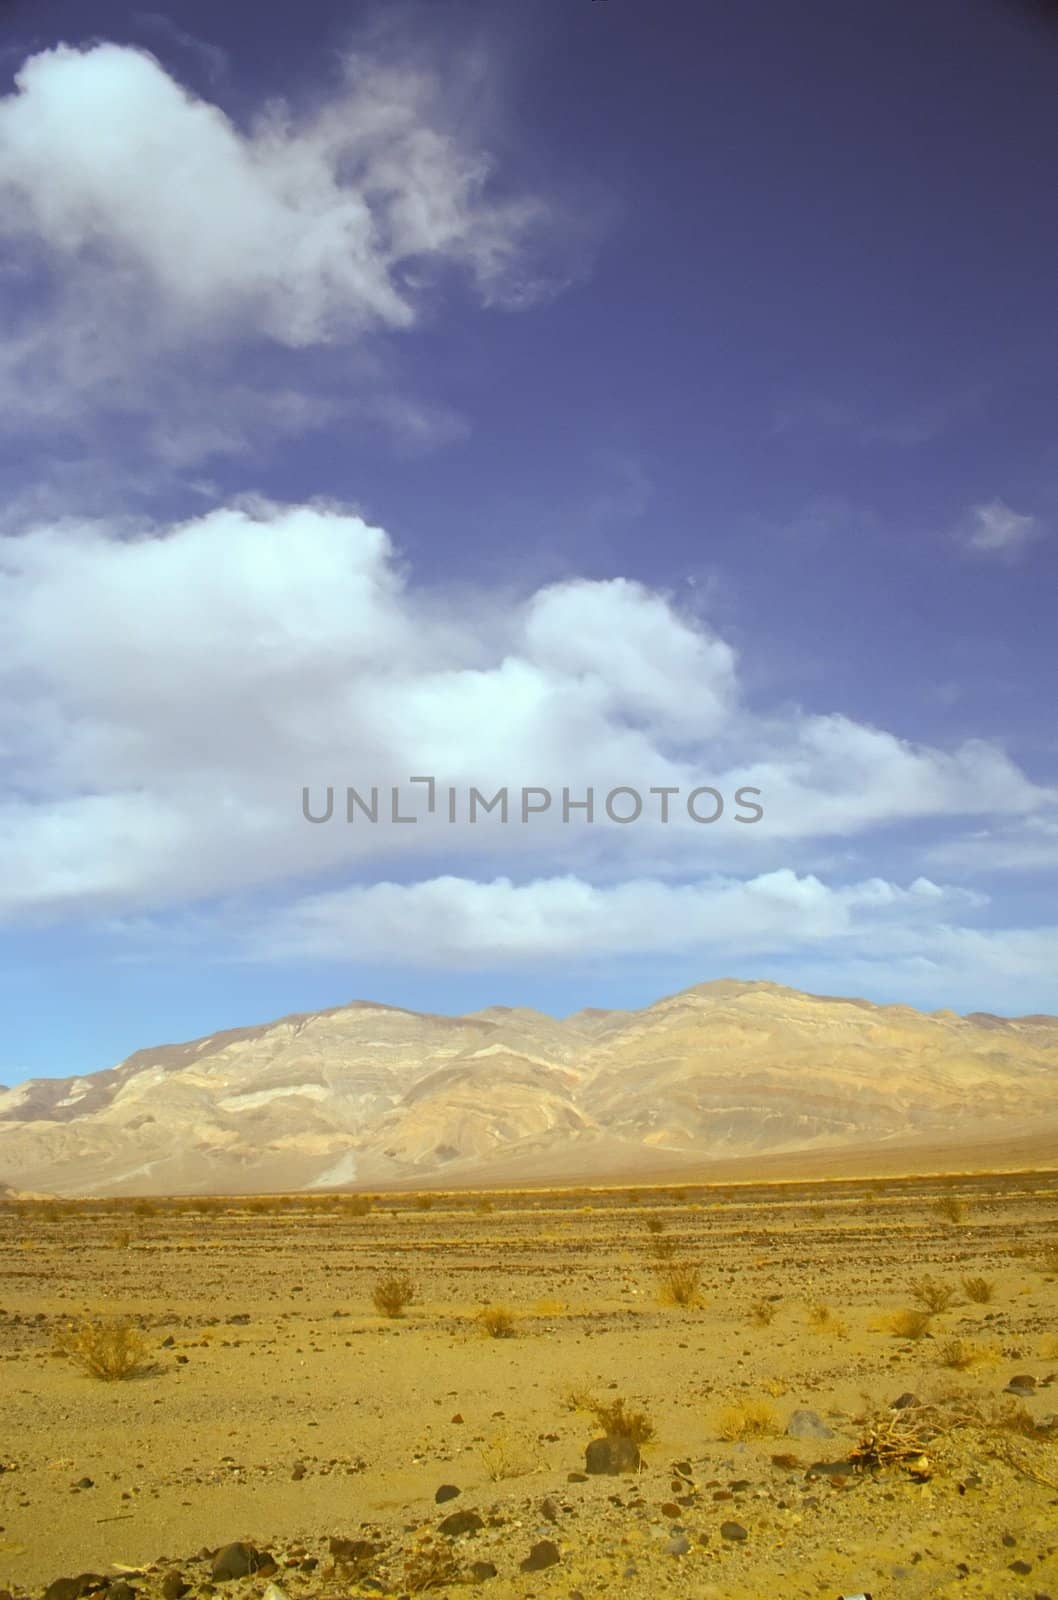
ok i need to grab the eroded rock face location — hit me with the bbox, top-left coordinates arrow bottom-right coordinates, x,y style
5,980 -> 1058,1196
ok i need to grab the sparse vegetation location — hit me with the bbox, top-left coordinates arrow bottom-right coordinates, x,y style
657,1260 -> 702,1306
909,1274 -> 958,1314
961,1275 -> 995,1304
53,1317 -> 150,1381
477,1305 -> 517,1338
716,1398 -> 780,1440
373,1271 -> 416,1318
935,1193 -> 968,1224
750,1297 -> 778,1326
936,1336 -> 997,1370
887,1307 -> 933,1340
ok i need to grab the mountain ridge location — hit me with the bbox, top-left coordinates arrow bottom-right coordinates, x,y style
1,978 -> 1056,1195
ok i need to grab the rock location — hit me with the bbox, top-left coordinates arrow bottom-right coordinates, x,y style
720,1521 -> 748,1542
74,1478 -> 94,1490
585,1435 -> 641,1475
1005,1375 -> 1037,1395
890,1392 -> 920,1410
786,1408 -> 834,1440
260,1585 -> 289,1600
665,1534 -> 690,1556
1009,1560 -> 1033,1576
469,1561 -> 498,1582
434,1484 -> 460,1503
291,1463 -> 306,1481
660,1501 -> 681,1518
161,1336 -> 175,1348
328,1539 -> 378,1566
807,1459 -> 858,1478
160,1573 -> 189,1600
210,1544 -> 269,1582
438,1510 -> 484,1538
567,1471 -> 588,1483
539,1496 -> 558,1523
107,1586 -> 136,1600
43,1578 -> 106,1600
519,1540 -> 560,1572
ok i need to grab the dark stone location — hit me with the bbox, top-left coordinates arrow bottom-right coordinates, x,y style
1006,1375 -> 1037,1394
43,1577 -> 106,1600
438,1510 -> 484,1538
210,1544 -> 269,1582
74,1479 -> 94,1490
1009,1560 -> 1033,1576
665,1534 -> 690,1556
720,1521 -> 748,1542
469,1561 -> 498,1582
434,1484 -> 460,1503
567,1471 -> 588,1483
160,1573 -> 189,1600
584,1435 -> 641,1475
806,1459 -> 859,1478
291,1463 -> 306,1481
519,1541 -> 560,1572
891,1392 -> 920,1410
107,1584 -> 136,1600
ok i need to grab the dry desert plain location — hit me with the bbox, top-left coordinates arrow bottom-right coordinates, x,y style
1,1172 -> 1058,1600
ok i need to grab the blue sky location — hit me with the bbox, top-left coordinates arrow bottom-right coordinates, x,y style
1,0 -> 1057,1083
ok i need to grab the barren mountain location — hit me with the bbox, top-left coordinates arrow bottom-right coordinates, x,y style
1,979 -> 1056,1195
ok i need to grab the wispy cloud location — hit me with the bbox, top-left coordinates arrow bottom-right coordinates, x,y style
960,498 -> 1044,558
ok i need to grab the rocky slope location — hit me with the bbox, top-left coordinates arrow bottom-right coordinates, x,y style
1,980 -> 1056,1194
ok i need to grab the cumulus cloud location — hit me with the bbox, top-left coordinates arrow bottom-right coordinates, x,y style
0,37 -> 593,456
961,498 -> 1043,558
0,497 -> 1052,925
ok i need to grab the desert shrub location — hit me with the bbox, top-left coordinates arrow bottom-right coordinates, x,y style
750,1298 -> 777,1326
342,1195 -> 372,1216
716,1399 -> 779,1440
474,1197 -> 494,1214
807,1301 -> 847,1334
53,1317 -> 149,1380
373,1271 -> 416,1318
585,1395 -> 655,1445
131,1199 -> 158,1217
909,1274 -> 958,1314
414,1195 -> 434,1211
657,1260 -> 702,1306
935,1194 -> 967,1224
936,1336 -> 994,1370
1038,1248 -> 1058,1277
477,1305 -> 517,1339
887,1308 -> 933,1340
644,1215 -> 665,1235
961,1275 -> 995,1304
113,1228 -> 133,1250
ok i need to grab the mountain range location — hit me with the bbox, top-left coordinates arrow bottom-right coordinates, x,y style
1,979 -> 1057,1195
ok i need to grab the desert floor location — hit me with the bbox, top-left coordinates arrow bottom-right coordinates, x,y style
1,1171 -> 1057,1600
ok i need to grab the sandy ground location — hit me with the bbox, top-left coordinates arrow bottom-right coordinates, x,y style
1,1171 -> 1057,1600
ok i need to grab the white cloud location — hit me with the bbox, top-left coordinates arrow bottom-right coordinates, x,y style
0,497 -> 1052,925
0,41 -> 560,345
243,869 -> 986,966
961,499 -> 1043,558
0,38 -> 592,457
